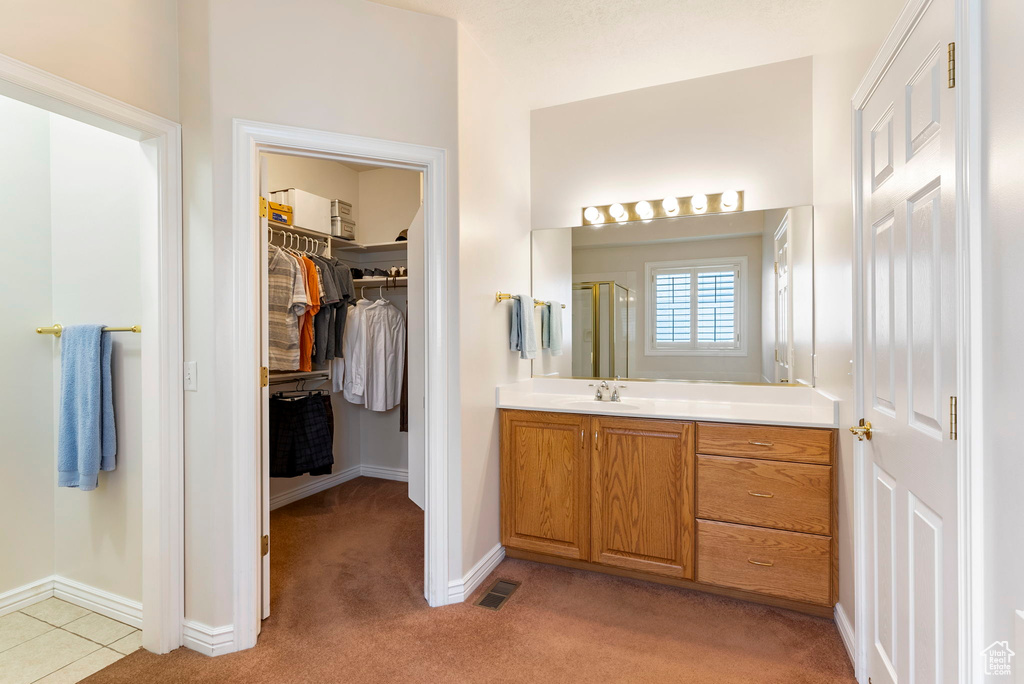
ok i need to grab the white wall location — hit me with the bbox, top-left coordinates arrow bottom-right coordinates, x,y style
177,0 -> 460,628
49,114 -> 144,602
810,0 -> 905,633
457,25 -> 532,574
531,58 -> 813,230
0,94 -> 54,597
0,0 -> 179,121
573,236 -> 763,382
357,168 -> 421,244
266,154 -> 360,225
981,0 -> 1024,669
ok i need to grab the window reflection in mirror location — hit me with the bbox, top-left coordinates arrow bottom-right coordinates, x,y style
530,206 -> 815,386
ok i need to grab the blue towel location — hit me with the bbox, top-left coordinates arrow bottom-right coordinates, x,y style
58,325 -> 116,490
508,294 -> 537,360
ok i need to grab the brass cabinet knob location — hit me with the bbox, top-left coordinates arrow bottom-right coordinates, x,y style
849,419 -> 873,441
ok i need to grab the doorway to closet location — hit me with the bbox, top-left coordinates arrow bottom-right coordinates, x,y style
258,150 -> 423,621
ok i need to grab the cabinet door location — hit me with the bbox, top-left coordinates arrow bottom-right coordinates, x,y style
500,410 -> 590,560
591,417 -> 694,579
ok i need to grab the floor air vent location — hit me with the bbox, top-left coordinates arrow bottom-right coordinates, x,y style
474,579 -> 520,611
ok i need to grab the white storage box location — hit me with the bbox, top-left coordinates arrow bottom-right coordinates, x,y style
271,188 -> 331,235
332,216 -> 356,240
331,199 -> 353,219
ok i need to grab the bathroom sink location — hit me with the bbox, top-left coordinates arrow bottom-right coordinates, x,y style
558,400 -> 644,412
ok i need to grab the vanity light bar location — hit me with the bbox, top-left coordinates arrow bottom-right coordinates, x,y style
581,190 -> 744,226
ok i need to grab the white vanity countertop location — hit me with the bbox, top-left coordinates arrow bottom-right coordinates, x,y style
496,378 -> 840,429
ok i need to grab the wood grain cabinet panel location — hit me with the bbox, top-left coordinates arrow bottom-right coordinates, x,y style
696,455 -> 832,535
696,520 -> 831,605
500,410 -> 590,560
697,422 -> 833,464
591,417 -> 694,579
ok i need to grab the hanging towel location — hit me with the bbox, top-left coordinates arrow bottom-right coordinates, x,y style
547,301 -> 563,356
57,325 -> 116,490
540,304 -> 550,349
509,294 -> 537,360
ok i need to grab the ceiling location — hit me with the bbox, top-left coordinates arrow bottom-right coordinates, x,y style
369,0 -> 857,110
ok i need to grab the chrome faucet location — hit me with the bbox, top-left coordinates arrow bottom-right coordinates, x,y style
594,381 -> 610,401
610,376 -> 625,402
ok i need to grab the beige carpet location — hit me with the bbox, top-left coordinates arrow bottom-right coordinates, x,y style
86,477 -> 855,683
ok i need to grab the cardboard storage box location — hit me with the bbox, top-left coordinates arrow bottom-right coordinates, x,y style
271,188 -> 331,234
268,201 -> 292,225
331,199 -> 353,219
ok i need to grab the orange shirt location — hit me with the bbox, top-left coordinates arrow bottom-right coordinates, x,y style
297,255 -> 320,371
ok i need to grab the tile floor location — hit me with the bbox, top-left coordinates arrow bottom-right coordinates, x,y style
0,599 -> 141,684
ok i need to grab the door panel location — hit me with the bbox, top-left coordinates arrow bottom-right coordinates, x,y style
858,0 -> 957,681
500,411 -> 590,560
591,417 -> 693,579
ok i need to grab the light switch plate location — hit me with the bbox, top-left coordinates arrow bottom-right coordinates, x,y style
184,361 -> 197,391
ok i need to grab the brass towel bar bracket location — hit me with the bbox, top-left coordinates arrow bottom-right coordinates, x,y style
495,292 -> 566,309
36,323 -> 142,338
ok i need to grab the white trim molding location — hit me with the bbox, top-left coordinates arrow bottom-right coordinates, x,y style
231,119 -> 453,654
269,466 -> 361,511
834,603 -> 856,667
0,578 -> 56,618
53,577 -> 143,630
360,465 -> 409,483
183,621 -> 236,657
448,544 -> 506,604
0,52 -> 184,655
0,576 -> 142,630
850,0 -> 980,681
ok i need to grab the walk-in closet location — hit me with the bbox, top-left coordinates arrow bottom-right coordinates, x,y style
259,152 -> 424,618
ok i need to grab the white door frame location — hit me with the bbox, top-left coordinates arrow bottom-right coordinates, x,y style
850,0 -> 982,681
230,119 -> 452,652
0,54 -> 185,654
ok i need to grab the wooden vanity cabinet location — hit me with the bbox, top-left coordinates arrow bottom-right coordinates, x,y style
500,409 -> 838,616
591,417 -> 694,579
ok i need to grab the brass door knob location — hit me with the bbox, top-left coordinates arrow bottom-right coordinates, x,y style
849,419 -> 873,441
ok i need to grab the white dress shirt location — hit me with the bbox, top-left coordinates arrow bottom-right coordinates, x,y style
362,300 -> 406,411
341,299 -> 372,405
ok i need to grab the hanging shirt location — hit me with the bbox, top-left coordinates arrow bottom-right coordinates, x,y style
341,299 -> 372,405
362,300 -> 406,412
297,255 -> 320,372
267,245 -> 308,371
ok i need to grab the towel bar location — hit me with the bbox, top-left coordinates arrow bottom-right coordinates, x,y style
495,292 -> 566,309
36,324 -> 142,338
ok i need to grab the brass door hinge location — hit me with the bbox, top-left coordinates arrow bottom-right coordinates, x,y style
950,396 -> 958,440
774,261 -> 779,275
261,534 -> 269,557
260,366 -> 269,388
948,42 -> 956,88
259,196 -> 268,218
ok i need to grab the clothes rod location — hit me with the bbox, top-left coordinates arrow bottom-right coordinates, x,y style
495,292 -> 566,309
36,324 -> 142,338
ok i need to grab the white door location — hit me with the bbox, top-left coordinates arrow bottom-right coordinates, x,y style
857,1 -> 957,682
774,219 -> 791,382
259,155 -> 271,622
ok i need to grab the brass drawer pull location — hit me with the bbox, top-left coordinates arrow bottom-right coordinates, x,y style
747,558 -> 775,567
747,440 -> 775,447
747,490 -> 775,498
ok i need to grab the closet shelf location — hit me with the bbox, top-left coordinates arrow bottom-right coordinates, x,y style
269,370 -> 330,385
333,241 -> 408,254
354,276 -> 408,287
268,220 -> 345,243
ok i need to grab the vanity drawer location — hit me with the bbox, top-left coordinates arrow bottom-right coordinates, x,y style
696,520 -> 831,606
696,455 -> 831,535
697,423 -> 833,465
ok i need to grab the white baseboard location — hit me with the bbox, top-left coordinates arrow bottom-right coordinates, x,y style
359,464 -> 408,482
53,576 -> 142,629
0,577 -> 55,618
268,464 -> 410,511
447,543 -> 505,604
834,602 -> 856,667
269,465 -> 361,511
182,620 -> 235,657
0,575 -> 142,630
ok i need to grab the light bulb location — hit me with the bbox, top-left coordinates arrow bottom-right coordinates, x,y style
610,203 -> 626,220
663,197 -> 679,214
636,200 -> 654,219
721,190 -> 739,210
691,193 -> 708,213
584,206 -> 601,223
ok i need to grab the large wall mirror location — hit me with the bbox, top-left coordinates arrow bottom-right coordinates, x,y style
531,206 -> 815,385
